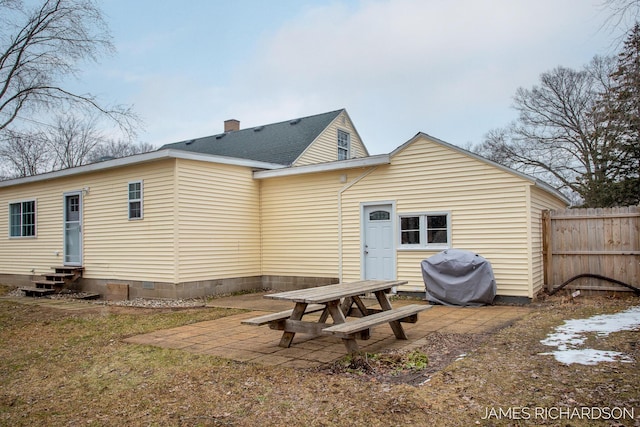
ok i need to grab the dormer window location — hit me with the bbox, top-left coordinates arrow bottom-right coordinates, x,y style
337,129 -> 350,160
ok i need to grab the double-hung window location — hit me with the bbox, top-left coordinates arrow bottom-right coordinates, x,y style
399,212 -> 450,249
128,181 -> 143,220
9,200 -> 36,237
337,129 -> 350,160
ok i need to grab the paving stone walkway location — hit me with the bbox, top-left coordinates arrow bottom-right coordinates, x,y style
124,293 -> 531,368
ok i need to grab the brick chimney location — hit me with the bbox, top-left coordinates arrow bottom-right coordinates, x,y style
224,119 -> 240,132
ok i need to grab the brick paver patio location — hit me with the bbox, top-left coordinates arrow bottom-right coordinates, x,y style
124,294 -> 530,368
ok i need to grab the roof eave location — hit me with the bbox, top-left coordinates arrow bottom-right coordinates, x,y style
253,154 -> 390,179
0,149 -> 286,189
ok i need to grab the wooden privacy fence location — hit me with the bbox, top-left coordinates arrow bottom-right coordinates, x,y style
543,206 -> 639,293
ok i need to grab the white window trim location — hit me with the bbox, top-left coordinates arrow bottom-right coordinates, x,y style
337,129 -> 351,160
8,199 -> 37,239
128,180 -> 143,220
398,211 -> 451,250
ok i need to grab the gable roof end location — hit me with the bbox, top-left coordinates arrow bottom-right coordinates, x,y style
161,109 -> 345,165
391,132 -> 570,204
290,109 -> 370,165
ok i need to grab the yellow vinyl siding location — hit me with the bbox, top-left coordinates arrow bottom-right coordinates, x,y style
260,171 -> 347,277
340,136 -> 533,297
1,131 -> 569,299
82,160 -> 176,282
174,159 -> 261,282
528,185 -> 568,296
1,182 -> 66,276
0,160 -> 177,282
0,158 -> 265,285
294,111 -> 368,166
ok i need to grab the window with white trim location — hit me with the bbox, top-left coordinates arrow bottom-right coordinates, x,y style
337,129 -> 350,160
128,181 -> 143,220
399,212 -> 450,248
9,200 -> 36,237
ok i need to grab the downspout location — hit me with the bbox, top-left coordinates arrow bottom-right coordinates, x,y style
173,160 -> 181,293
337,166 -> 379,282
258,179 -> 263,286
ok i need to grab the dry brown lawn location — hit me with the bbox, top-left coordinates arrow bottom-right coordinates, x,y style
0,285 -> 638,426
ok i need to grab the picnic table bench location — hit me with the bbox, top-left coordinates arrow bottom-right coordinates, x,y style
240,304 -> 326,326
242,280 -> 431,354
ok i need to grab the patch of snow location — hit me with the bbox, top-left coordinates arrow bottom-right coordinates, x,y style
539,349 -> 633,366
540,306 -> 640,365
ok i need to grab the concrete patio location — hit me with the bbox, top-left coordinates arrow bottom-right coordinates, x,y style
124,292 -> 531,368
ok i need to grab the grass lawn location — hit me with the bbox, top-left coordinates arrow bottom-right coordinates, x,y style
0,286 -> 638,426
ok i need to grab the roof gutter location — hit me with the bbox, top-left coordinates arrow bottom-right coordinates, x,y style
253,154 -> 390,179
0,149 -> 286,189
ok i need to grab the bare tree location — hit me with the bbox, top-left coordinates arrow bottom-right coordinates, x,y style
0,128 -> 51,176
602,22 -> 640,205
602,0 -> 640,33
476,56 -> 623,206
0,0 -> 139,137
475,128 -> 516,167
87,139 -> 155,163
1,111 -> 156,176
46,112 -> 103,169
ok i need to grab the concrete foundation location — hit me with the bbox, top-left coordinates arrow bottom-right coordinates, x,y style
106,283 -> 129,301
0,273 -> 338,300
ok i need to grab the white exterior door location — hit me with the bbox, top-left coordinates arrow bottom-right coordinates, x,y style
363,204 -> 395,280
63,192 -> 82,266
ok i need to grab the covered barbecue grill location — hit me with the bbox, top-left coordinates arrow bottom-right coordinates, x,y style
421,249 -> 496,306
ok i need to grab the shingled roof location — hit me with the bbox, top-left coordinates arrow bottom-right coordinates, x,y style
160,109 -> 344,166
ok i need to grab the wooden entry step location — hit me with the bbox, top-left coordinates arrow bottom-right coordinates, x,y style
51,266 -> 84,276
20,287 -> 56,297
32,279 -> 65,289
21,266 -> 84,297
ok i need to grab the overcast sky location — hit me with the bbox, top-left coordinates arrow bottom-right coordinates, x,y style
69,0 -> 626,155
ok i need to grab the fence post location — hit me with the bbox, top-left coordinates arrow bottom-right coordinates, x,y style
542,210 -> 553,291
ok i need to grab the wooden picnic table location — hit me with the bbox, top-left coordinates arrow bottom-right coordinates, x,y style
242,280 -> 430,354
